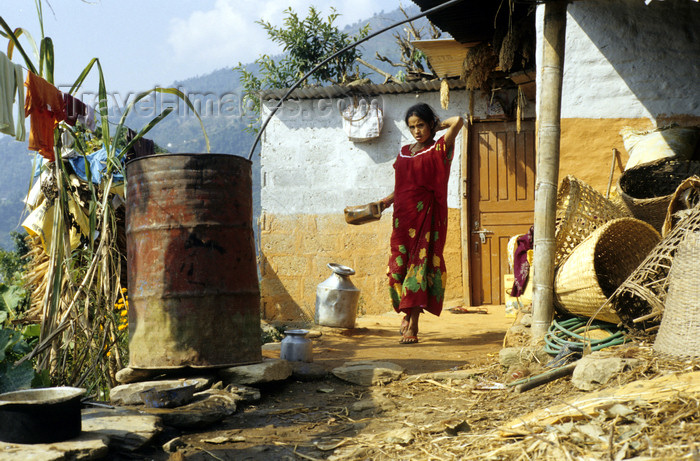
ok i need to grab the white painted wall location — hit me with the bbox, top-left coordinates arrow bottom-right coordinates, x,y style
536,0 -> 700,121
261,91 -> 471,215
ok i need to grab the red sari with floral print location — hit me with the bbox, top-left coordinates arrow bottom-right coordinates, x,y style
387,135 -> 453,316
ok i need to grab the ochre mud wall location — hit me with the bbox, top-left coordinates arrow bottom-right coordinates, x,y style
259,209 -> 463,320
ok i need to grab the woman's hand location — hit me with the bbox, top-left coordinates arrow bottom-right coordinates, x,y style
378,192 -> 395,211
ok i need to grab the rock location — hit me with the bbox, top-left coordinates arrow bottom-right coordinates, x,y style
351,395 -> 396,413
499,347 -> 524,367
572,354 -> 642,391
332,361 -> 404,386
290,361 -> 328,381
115,367 -> 161,384
383,428 -> 414,444
218,358 -> 292,386
261,342 -> 281,351
110,377 -> 213,405
163,437 -> 187,453
520,313 -> 533,327
499,347 -> 550,367
0,433 -> 109,461
224,384 -> 261,404
82,407 -> 163,451
140,389 -> 239,428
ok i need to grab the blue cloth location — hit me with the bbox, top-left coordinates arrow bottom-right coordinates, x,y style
68,148 -> 124,184
33,148 -> 124,184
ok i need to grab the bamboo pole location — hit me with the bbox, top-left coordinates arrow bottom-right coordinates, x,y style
531,0 -> 568,341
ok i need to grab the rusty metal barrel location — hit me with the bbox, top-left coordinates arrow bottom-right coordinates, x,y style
126,153 -> 261,369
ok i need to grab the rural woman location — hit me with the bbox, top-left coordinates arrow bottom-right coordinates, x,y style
379,103 -> 463,344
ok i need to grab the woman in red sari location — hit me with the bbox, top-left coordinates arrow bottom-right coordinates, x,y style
379,103 -> 463,344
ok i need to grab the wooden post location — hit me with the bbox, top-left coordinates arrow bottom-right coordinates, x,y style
531,0 -> 568,340
460,123 -> 472,307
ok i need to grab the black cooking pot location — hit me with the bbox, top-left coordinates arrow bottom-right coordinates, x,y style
0,387 -> 85,444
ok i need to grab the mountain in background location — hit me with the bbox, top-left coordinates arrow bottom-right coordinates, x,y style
0,5 -> 433,249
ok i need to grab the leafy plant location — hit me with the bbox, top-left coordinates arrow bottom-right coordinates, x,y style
0,231 -> 30,325
374,5 -> 441,81
235,6 -> 370,132
0,325 -> 49,393
0,0 -> 208,398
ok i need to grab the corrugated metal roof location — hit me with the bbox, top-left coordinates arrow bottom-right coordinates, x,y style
260,78 -> 466,101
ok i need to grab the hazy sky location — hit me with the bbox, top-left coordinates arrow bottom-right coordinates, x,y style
3,0 -> 394,96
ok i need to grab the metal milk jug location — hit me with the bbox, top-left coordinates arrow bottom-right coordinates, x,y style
315,263 -> 360,329
280,329 -> 313,362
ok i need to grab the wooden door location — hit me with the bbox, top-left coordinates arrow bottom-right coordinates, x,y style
468,121 -> 536,305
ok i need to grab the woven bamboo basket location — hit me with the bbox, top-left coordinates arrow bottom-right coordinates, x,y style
617,158 -> 700,233
605,205 -> 700,334
554,176 -> 631,267
554,218 -> 660,323
661,176 -> 700,236
653,232 -> 700,358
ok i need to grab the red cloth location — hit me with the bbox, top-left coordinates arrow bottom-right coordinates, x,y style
24,71 -> 65,161
387,135 -> 453,316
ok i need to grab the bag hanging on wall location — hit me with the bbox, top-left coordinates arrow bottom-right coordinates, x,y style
341,98 -> 383,142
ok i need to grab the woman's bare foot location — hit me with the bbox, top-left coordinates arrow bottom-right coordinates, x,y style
399,308 -> 420,344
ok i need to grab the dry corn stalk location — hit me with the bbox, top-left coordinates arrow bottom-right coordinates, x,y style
461,43 -> 498,91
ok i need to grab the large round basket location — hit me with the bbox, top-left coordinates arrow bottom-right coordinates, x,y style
653,232 -> 700,358
554,218 -> 660,323
617,158 -> 700,232
605,205 -> 700,334
554,175 -> 630,266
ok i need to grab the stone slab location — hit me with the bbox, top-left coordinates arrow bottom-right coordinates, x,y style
0,433 -> 109,461
110,377 -> 213,405
82,407 -> 162,451
218,358 -> 292,386
572,354 -> 642,391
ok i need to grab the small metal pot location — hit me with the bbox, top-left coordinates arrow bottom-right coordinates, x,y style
280,329 -> 313,362
0,387 -> 86,444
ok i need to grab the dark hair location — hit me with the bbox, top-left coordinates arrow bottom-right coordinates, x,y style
404,103 -> 440,132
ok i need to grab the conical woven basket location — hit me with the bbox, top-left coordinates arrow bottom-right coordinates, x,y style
554,176 -> 630,267
554,218 -> 660,323
617,158 -> 700,233
653,232 -> 700,358
605,205 -> 700,334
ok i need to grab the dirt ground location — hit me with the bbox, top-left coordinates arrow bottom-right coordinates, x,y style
303,306 -> 513,374
123,307 -> 699,461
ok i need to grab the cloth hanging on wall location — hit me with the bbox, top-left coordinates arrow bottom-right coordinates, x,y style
341,99 -> 383,142
0,51 -> 26,141
24,71 -> 66,161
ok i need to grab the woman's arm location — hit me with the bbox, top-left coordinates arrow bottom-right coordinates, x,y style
378,191 -> 394,211
438,115 -> 464,151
